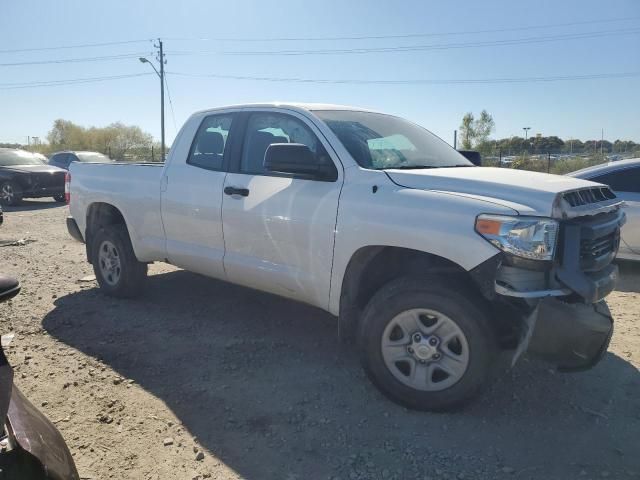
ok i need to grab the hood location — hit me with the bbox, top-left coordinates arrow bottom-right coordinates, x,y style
386,166 -> 601,217
0,164 -> 65,174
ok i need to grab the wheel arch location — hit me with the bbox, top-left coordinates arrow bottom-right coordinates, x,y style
85,202 -> 131,262
337,246 -> 482,342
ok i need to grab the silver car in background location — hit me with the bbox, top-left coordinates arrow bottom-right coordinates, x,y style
569,158 -> 640,261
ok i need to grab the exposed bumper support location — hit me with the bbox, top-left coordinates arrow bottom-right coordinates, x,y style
494,282 -> 571,298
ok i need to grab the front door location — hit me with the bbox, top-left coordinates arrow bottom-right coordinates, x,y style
221,110 -> 343,308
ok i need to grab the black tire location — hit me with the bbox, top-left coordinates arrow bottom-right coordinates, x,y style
0,181 -> 23,206
358,275 -> 497,411
53,194 -> 66,203
91,224 -> 147,298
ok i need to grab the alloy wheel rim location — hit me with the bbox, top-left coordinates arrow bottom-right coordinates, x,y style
1,184 -> 13,202
98,240 -> 122,286
381,308 -> 470,391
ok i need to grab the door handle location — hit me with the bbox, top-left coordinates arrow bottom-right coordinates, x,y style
224,186 -> 250,197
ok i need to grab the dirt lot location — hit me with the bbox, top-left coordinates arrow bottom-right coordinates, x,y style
0,199 -> 638,480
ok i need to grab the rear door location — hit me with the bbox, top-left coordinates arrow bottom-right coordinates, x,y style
591,166 -> 640,255
160,111 -> 240,278
221,109 -> 343,308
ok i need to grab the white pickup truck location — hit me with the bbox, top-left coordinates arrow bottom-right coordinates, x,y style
66,103 -> 625,411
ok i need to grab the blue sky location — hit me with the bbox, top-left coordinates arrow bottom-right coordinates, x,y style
1,0 -> 639,146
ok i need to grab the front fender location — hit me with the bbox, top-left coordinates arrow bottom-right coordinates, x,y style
328,172 -> 513,315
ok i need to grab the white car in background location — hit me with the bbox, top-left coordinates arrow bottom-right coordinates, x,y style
569,158 -> 640,261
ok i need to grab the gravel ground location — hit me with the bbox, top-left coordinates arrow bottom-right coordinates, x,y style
0,199 -> 638,480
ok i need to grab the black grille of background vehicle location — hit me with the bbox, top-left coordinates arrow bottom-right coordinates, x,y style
562,187 -> 616,207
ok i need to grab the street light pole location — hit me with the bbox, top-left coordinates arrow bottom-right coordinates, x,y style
522,127 -> 531,141
139,39 -> 166,161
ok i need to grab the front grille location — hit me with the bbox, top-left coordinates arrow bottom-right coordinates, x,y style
562,187 -> 616,207
580,230 -> 619,271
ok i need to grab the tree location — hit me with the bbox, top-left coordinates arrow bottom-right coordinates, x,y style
474,110 -> 495,146
47,119 -> 87,150
459,113 -> 475,149
45,119 -> 155,160
458,110 -> 495,149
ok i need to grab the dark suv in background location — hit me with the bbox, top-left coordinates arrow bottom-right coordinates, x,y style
49,151 -> 113,170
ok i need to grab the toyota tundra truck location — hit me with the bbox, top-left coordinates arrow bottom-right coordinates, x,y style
65,103 -> 625,411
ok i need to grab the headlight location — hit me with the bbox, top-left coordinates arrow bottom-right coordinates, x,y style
475,215 -> 559,261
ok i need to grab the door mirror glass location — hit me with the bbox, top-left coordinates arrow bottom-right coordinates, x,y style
265,143 -> 337,181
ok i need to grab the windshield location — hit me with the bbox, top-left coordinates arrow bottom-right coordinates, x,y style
76,152 -> 112,163
314,110 -> 472,170
0,149 -> 45,166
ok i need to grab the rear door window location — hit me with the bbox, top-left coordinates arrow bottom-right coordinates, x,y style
188,114 -> 234,171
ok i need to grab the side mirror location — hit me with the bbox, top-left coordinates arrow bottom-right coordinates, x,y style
264,143 -> 337,181
458,150 -> 481,166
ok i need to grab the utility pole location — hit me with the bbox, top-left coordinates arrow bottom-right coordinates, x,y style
453,130 -> 457,149
159,39 -> 165,162
139,39 -> 166,161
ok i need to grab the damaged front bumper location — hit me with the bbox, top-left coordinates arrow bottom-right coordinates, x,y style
522,298 -> 613,371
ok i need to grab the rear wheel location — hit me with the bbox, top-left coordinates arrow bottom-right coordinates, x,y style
91,225 -> 147,298
0,182 -> 22,206
358,276 -> 497,411
53,194 -> 66,203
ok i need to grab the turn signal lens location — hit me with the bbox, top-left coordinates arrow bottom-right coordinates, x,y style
475,218 -> 501,236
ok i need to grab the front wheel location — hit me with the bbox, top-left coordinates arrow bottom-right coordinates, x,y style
91,225 -> 147,298
358,276 -> 497,411
0,181 -> 23,206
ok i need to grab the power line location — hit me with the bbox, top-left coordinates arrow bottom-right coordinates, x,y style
2,24 -> 637,69
163,74 -> 179,134
167,71 -> 640,85
0,16 -> 635,56
0,73 -> 154,90
0,52 -> 152,67
168,27 -> 640,56
2,70 -> 636,91
165,16 -> 640,42
0,39 -> 152,54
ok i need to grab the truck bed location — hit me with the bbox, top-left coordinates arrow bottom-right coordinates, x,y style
68,162 -> 166,262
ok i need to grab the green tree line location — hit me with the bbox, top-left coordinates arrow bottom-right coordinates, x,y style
45,119 -> 161,161
477,136 -> 639,156
1,120 -> 162,162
